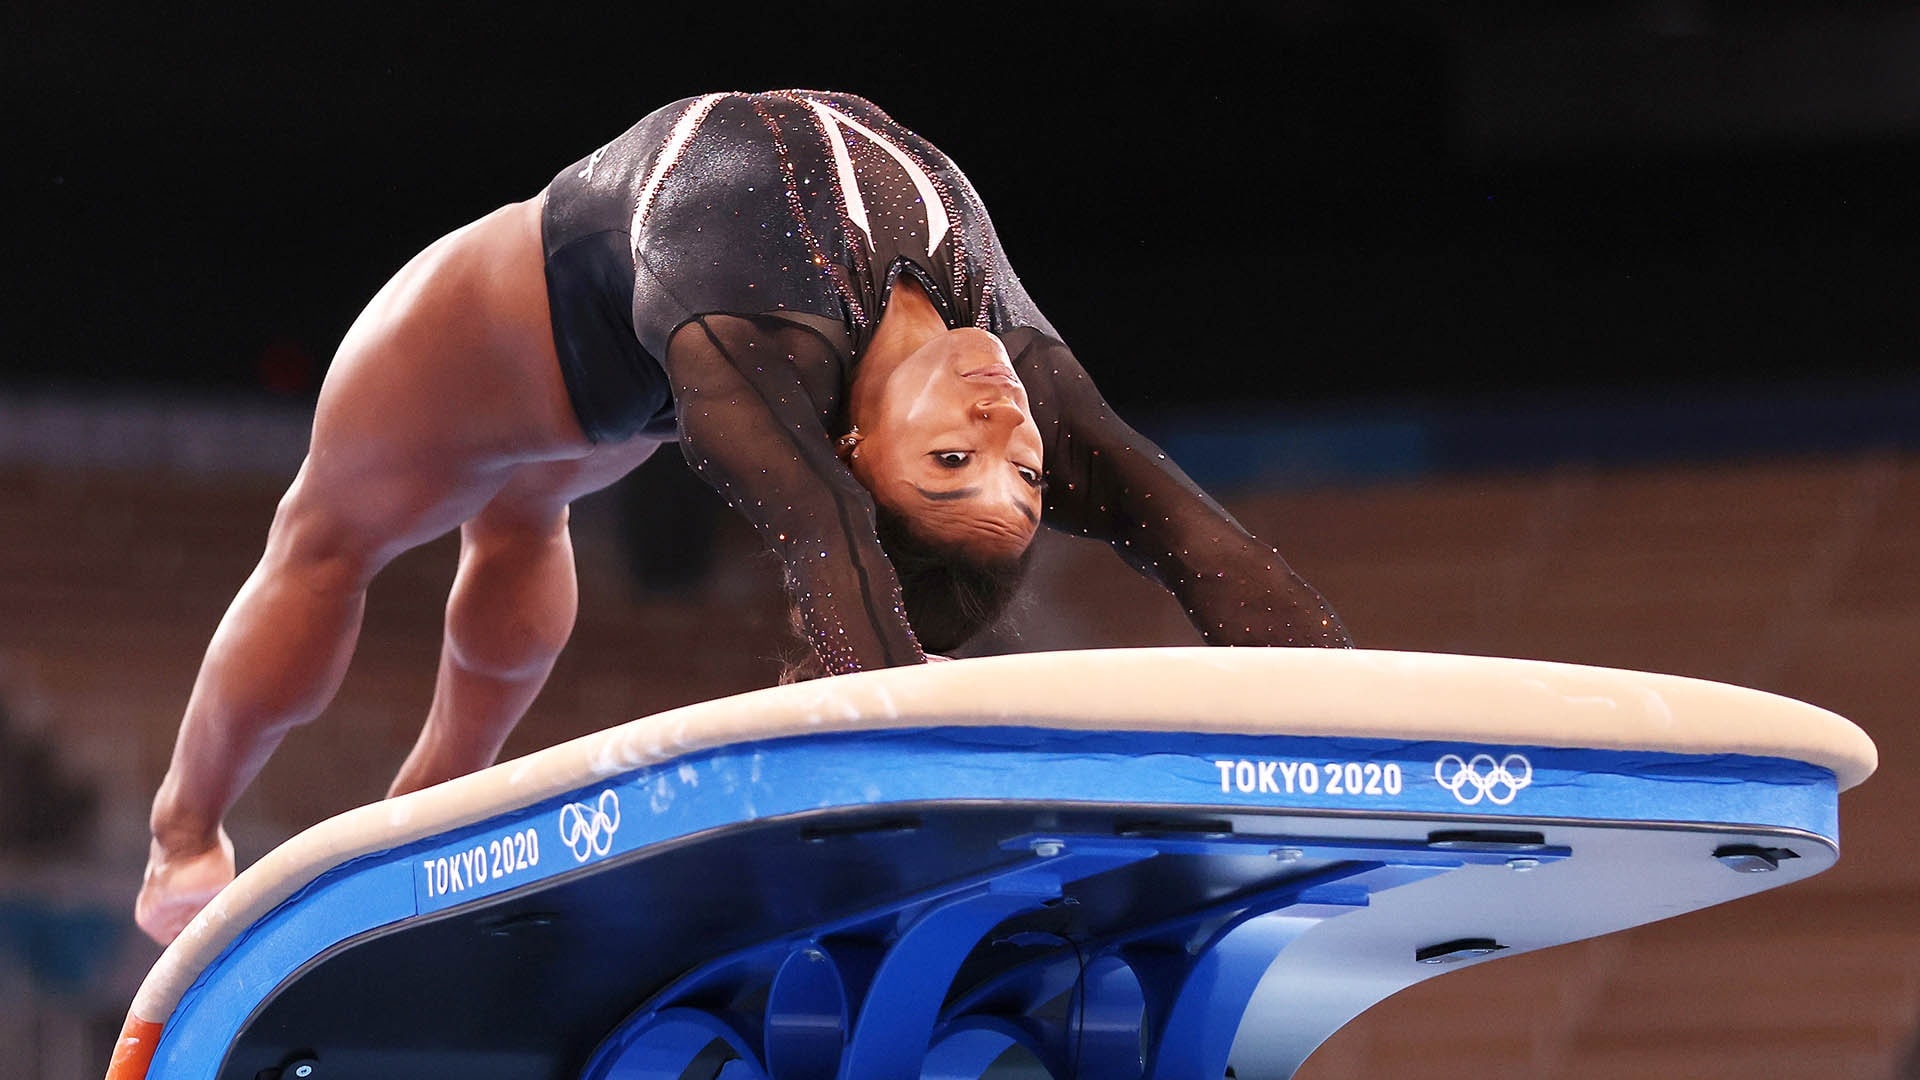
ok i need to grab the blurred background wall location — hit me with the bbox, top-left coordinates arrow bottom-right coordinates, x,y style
4,1 -> 1918,1076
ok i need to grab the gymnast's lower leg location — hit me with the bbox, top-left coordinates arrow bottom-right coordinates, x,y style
152,477 -> 390,841
387,504 -> 579,797
137,478 -> 392,942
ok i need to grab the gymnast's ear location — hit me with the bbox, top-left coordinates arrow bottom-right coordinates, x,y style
834,427 -> 864,467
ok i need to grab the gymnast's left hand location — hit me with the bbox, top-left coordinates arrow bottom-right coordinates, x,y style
135,826 -> 235,946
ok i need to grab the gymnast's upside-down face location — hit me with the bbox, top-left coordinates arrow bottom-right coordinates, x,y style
842,327 -> 1045,561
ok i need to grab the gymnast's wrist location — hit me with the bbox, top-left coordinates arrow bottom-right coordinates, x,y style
149,793 -> 224,857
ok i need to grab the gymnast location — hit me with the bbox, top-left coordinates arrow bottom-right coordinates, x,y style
136,90 -> 1350,945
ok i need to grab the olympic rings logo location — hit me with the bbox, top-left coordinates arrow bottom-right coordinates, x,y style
1434,753 -> 1533,806
557,789 -> 622,862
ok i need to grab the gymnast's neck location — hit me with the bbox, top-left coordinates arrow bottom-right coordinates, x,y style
858,276 -> 950,379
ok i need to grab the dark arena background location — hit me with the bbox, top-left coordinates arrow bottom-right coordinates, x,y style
4,3 -> 1919,1077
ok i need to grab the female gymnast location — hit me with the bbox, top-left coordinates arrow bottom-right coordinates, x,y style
136,90 -> 1350,945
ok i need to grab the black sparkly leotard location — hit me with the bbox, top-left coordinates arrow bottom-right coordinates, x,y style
540,90 -> 1349,673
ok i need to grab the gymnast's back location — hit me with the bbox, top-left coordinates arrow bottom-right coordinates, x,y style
538,89 -> 1058,443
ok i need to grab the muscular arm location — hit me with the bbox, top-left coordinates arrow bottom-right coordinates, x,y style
664,313 -> 926,673
1003,327 -> 1352,648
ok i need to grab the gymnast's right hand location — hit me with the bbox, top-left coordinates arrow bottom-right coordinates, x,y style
135,826 -> 235,946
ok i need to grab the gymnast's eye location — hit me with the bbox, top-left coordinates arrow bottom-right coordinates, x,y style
1015,465 -> 1042,488
931,451 -> 971,469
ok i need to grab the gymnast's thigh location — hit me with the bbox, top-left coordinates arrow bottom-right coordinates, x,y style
291,203 -> 598,555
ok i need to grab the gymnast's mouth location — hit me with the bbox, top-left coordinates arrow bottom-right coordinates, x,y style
960,364 -> 1020,385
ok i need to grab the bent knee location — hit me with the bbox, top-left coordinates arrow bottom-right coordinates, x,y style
265,453 -> 501,586
260,473 -> 403,591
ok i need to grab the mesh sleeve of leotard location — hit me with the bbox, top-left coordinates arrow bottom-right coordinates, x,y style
1002,326 -> 1353,649
663,313 -> 925,674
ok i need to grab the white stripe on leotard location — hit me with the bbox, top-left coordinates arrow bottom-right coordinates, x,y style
805,98 -> 951,257
629,93 -> 727,256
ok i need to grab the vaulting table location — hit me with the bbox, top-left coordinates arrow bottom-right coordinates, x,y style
107,648 -> 1878,1080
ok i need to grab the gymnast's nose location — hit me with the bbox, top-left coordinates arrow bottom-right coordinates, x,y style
977,398 -> 1024,427
975,390 -> 1021,417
